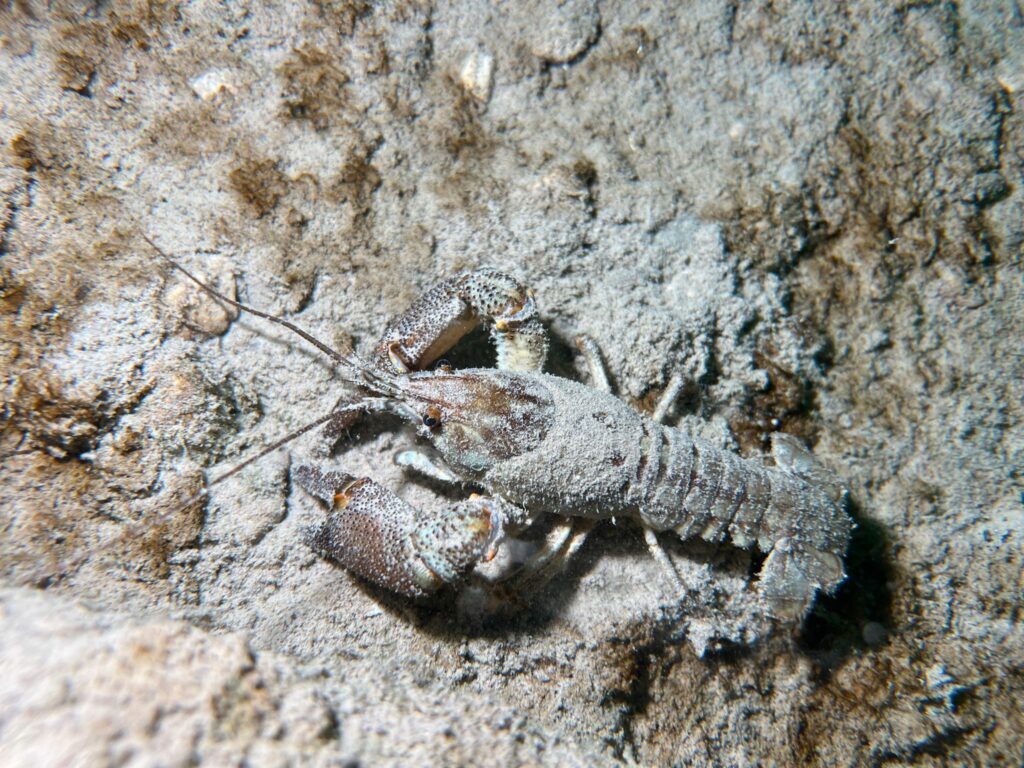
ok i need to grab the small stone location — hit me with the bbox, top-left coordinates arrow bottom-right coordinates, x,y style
924,663 -> 954,689
460,51 -> 494,103
163,257 -> 238,336
861,621 -> 888,647
190,69 -> 236,101
526,0 -> 599,64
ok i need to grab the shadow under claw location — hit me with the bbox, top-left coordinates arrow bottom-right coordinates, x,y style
797,497 -> 895,669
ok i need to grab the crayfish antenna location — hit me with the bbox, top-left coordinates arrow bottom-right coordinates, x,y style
162,395 -> 396,518
141,234 -> 399,397
160,409 -> 339,520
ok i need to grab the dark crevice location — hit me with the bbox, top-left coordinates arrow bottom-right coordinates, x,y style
798,500 -> 895,668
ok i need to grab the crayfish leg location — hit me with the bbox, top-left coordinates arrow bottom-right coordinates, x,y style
394,449 -> 461,485
574,336 -> 613,393
494,517 -> 594,595
643,527 -> 685,591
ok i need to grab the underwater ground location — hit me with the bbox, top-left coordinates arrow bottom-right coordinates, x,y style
1,1 -> 1021,765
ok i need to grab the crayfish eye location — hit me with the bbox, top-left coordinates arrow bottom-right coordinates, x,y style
422,405 -> 443,429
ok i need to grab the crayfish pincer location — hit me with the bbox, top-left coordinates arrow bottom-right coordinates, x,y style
149,241 -> 853,621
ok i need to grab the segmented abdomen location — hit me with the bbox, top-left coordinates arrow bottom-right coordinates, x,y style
631,421 -> 841,556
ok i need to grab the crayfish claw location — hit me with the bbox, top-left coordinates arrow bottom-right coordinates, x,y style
292,464 -> 359,506
295,464 -> 504,598
373,268 -> 548,375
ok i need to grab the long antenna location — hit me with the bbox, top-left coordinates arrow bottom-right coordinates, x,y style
142,234 -> 353,367
174,410 -> 337,512
210,412 -> 337,488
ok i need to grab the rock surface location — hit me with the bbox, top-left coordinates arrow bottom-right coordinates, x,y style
1,1 -> 1021,765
